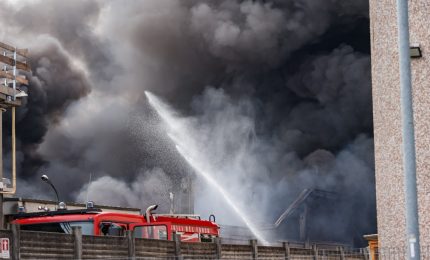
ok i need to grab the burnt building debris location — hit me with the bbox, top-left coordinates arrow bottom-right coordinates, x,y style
261,188 -> 345,244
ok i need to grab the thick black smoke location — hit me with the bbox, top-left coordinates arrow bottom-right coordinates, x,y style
1,0 -> 374,244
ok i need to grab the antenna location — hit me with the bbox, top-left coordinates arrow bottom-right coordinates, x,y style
169,192 -> 174,214
86,172 -> 92,202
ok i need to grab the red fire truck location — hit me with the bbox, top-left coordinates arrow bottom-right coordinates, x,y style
10,204 -> 219,243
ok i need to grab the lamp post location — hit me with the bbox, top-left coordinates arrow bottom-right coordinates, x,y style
41,174 -> 60,204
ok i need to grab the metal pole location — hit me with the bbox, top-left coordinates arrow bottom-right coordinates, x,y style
396,0 -> 421,259
47,180 -> 60,203
12,48 -> 16,100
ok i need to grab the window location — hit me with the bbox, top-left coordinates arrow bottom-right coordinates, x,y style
21,221 -> 94,235
200,234 -> 215,243
61,222 -> 94,235
134,225 -> 168,240
99,222 -> 126,237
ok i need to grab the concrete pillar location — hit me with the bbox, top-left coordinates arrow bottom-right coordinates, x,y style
72,226 -> 82,260
127,230 -> 136,260
214,237 -> 222,259
174,233 -> 183,260
11,224 -> 19,260
283,242 -> 290,260
250,239 -> 258,260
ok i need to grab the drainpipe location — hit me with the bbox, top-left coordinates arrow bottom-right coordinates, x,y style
396,0 -> 421,259
1,107 -> 17,195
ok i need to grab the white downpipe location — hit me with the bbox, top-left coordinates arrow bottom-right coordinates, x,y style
1,107 -> 16,194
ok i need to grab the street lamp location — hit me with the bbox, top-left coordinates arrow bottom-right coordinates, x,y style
41,174 -> 60,204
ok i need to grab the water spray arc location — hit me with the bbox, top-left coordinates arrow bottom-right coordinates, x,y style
145,91 -> 268,244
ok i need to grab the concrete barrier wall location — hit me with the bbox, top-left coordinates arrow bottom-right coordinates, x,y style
222,244 -> 253,259
20,231 -> 74,259
135,238 -> 175,259
258,246 -> 286,259
82,235 -> 129,259
3,225 -> 367,260
181,242 -> 217,259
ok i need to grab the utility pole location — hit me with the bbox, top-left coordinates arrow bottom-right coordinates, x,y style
0,41 -> 30,228
395,0 -> 421,259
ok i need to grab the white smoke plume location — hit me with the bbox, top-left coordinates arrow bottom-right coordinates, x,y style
76,168 -> 172,210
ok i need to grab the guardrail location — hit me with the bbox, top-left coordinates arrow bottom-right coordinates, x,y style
0,225 -> 370,259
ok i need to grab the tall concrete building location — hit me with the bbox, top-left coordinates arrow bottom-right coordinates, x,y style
370,0 -> 430,248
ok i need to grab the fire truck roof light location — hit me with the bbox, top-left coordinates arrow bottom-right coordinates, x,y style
17,206 -> 25,213
37,205 -> 49,212
58,202 -> 67,210
86,201 -> 94,209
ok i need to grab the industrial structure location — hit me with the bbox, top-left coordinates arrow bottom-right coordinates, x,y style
369,0 -> 430,251
176,176 -> 194,214
266,189 -> 340,243
0,42 -> 30,230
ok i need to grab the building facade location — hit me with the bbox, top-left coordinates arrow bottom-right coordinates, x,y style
370,0 -> 430,248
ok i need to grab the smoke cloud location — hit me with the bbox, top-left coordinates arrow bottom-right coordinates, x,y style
1,0 -> 373,244
76,168 -> 173,210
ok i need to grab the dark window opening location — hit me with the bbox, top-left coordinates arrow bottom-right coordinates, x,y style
100,222 -> 126,237
134,225 -> 168,240
21,221 -> 94,235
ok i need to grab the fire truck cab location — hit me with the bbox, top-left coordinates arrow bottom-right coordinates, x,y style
10,205 -> 219,243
